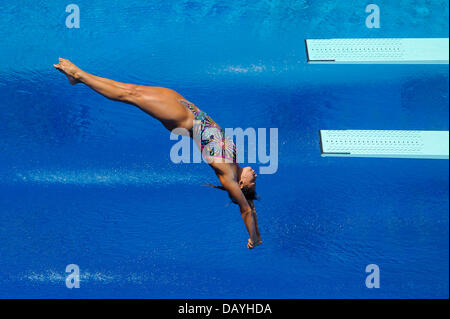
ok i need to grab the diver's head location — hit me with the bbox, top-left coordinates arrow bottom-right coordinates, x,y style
204,166 -> 259,203
239,166 -> 258,200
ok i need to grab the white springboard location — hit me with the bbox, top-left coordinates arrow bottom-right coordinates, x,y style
306,38 -> 449,64
319,130 -> 449,159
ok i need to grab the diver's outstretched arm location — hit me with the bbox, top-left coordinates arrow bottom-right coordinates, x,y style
218,175 -> 259,248
249,200 -> 262,244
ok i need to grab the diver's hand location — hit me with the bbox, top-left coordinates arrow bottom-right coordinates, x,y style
247,238 -> 262,249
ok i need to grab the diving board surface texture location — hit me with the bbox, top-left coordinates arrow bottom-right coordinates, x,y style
306,38 -> 449,64
319,130 -> 449,159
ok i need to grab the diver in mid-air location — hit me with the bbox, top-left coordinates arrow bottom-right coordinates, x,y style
54,58 -> 261,249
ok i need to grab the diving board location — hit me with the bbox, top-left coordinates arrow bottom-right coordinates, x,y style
305,38 -> 449,64
319,130 -> 449,159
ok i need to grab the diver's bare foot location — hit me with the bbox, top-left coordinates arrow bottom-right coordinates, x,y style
53,58 -> 82,85
62,73 -> 80,85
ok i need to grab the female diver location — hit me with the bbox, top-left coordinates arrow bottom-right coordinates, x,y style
54,58 -> 261,249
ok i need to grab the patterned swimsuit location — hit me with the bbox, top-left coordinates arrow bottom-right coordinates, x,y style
179,100 -> 237,163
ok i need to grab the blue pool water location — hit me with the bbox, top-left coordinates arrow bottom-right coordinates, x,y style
0,0 -> 448,298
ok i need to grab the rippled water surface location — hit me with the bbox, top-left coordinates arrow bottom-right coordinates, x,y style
0,0 -> 448,298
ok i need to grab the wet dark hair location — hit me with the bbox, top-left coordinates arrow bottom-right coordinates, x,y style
240,185 -> 259,201
205,183 -> 259,204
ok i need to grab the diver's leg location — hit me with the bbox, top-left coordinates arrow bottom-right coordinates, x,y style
54,58 -> 193,128
81,73 -> 136,103
88,74 -> 180,97
76,71 -> 192,125
90,74 -> 187,106
84,73 -> 140,91
54,59 -> 140,103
